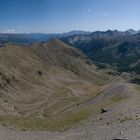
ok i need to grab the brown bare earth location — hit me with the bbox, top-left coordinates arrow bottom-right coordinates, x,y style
0,39 -> 140,140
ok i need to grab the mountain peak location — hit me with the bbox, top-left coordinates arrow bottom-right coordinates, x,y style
125,29 -> 137,34
44,38 -> 70,49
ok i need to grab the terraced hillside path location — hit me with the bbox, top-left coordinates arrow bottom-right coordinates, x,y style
0,83 -> 140,140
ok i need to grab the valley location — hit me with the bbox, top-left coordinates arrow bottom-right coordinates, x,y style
1,0 -> 140,139
0,37 -> 140,139
0,39 -> 117,130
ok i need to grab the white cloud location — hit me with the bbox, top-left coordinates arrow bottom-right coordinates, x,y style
103,13 -> 108,16
2,26 -> 23,33
4,29 -> 16,33
87,9 -> 91,12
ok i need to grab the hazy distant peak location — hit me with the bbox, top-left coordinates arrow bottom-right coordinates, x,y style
125,29 -> 137,35
67,30 -> 91,34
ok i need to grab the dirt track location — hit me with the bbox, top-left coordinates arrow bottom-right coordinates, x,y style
0,83 -> 140,140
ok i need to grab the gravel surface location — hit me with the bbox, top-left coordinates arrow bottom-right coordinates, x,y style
0,83 -> 140,140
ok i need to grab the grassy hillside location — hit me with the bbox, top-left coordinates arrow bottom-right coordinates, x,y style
0,39 -> 124,131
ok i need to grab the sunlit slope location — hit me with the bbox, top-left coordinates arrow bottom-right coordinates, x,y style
0,39 -> 124,130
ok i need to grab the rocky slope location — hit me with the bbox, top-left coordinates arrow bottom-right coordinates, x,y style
0,38 -> 140,140
0,38 -> 122,131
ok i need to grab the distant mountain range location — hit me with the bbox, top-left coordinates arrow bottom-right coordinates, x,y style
0,29 -> 140,74
61,30 -> 140,73
0,30 -> 91,44
0,29 -> 139,44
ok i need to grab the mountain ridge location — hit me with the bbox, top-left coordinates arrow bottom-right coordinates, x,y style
61,30 -> 140,74
0,29 -> 139,44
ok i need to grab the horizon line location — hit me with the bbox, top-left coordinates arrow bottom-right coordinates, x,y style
0,28 -> 140,34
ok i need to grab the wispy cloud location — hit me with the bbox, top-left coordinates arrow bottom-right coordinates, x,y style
103,13 -> 108,16
4,29 -> 16,33
2,26 -> 23,33
87,9 -> 91,12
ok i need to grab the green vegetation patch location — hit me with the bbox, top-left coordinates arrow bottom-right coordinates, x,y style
0,90 -> 127,131
131,78 -> 140,85
119,116 -> 133,123
135,85 -> 140,92
0,108 -> 92,131
110,96 -> 127,103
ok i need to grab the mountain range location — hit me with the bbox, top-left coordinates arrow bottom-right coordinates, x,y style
61,30 -> 140,74
0,30 -> 91,44
1,29 -> 140,75
0,36 -> 140,140
0,29 -> 139,43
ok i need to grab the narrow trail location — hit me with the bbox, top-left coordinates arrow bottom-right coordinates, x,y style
0,83 -> 140,140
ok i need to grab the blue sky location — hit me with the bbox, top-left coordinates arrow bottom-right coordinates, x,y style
0,0 -> 140,33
